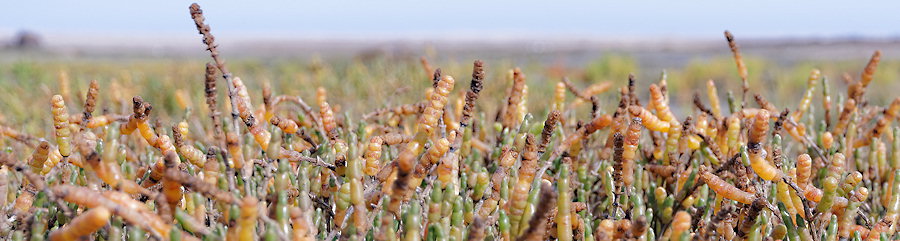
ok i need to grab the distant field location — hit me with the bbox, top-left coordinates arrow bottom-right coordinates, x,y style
1,38 -> 899,133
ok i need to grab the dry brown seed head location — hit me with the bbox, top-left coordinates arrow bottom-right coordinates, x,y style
83,79 -> 100,122
860,50 -> 882,87
748,109 -> 769,145
539,110 -> 561,153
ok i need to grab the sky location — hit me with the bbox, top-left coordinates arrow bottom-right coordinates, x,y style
2,1 -> 899,44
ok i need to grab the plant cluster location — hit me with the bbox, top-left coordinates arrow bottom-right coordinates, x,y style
1,3 -> 899,241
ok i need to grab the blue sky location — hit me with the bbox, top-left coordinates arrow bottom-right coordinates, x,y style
2,1 -> 898,41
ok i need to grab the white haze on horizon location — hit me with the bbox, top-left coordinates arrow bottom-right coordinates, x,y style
1,0 -> 898,46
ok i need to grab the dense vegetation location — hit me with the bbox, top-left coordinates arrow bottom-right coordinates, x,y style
1,3 -> 899,241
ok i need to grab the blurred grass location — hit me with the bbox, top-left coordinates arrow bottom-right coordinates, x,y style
2,53 -> 899,137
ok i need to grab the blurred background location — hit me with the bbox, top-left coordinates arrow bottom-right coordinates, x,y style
1,0 -> 899,126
